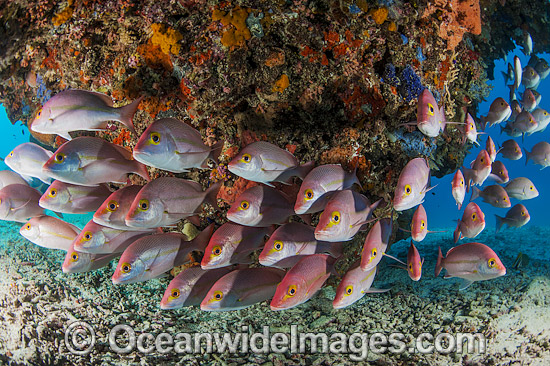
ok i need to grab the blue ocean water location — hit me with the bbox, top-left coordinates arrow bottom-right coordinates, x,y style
426,52 -> 550,230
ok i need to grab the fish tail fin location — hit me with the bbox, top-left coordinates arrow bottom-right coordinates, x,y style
118,96 -> 143,135
435,246 -> 444,277
191,223 -> 215,252
495,214 -> 504,234
350,165 -> 362,190
453,220 -> 461,243
470,186 -> 481,202
479,116 -> 487,131
524,147 -> 530,165
133,161 -> 151,182
207,141 -> 224,167
203,181 -> 222,211
298,213 -> 312,225
294,161 -> 315,180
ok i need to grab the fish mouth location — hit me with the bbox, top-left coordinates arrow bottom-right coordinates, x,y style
269,304 -> 284,311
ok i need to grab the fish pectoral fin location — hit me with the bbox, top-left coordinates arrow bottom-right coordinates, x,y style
365,288 -> 391,294
10,198 -> 32,212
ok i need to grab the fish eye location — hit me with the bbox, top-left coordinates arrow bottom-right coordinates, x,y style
408,263 -> 413,272
427,103 -> 435,116
304,189 -> 314,200
487,258 -> 496,268
121,262 -> 132,273
48,188 -> 57,197
70,252 -> 78,262
521,211 -> 525,216
138,199 -> 149,211
472,213 -> 477,221
54,153 -> 66,163
502,197 -> 507,201
287,285 -> 297,297
37,109 -> 42,118
241,153 -> 251,163
420,220 -> 425,229
480,158 -> 484,163
345,285 -> 353,295
404,184 -> 412,195
274,240 -> 283,251
150,132 -> 161,145
500,102 -> 505,106
83,231 -> 93,241
331,211 -> 341,224
371,248 -> 377,257
212,246 -> 222,256
239,200 -> 249,210
499,171 -> 503,175
460,179 -> 464,186
530,186 -> 534,190
7,151 -> 13,158
107,200 -> 119,212
25,223 -> 31,230
213,291 -> 223,301
170,289 -> 180,299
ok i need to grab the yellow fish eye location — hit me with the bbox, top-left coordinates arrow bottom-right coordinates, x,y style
488,258 -> 496,268
106,200 -> 119,212
521,211 -> 525,216
371,248 -> 377,257
36,108 -> 42,118
304,189 -> 314,201
404,184 -> 412,196
70,252 -> 78,262
427,103 -> 435,116
7,151 -> 13,158
239,200 -> 249,210
460,179 -> 464,186
83,231 -> 93,241
121,262 -> 132,273
530,186 -> 534,190
408,263 -> 413,272
170,289 -> 180,299
472,213 -> 477,221
212,246 -> 222,256
25,223 -> 31,230
54,153 -> 66,163
274,240 -> 283,251
48,188 -> 57,198
499,171 -> 503,175
241,153 -> 252,163
287,284 -> 297,297
420,220 -> 425,229
138,199 -> 149,211
150,132 -> 161,145
345,285 -> 353,295
213,291 -> 223,301
331,211 -> 341,224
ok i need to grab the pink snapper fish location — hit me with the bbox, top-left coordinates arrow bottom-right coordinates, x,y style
30,89 -> 141,140
228,141 -> 314,187
435,242 -> 506,290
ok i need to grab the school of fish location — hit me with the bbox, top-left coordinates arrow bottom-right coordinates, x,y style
2,44 -> 547,311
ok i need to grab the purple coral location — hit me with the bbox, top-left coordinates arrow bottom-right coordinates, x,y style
398,65 -> 424,103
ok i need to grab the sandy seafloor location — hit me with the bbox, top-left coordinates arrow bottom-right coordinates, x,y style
0,215 -> 549,366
